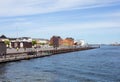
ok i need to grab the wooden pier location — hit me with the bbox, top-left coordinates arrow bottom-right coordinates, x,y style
0,47 -> 98,63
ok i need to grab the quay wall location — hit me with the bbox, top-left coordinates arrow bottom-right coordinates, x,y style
0,47 -> 99,63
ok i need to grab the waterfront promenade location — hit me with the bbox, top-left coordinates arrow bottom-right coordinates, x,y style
0,46 -> 98,63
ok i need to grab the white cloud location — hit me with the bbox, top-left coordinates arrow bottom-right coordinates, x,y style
0,18 -> 119,40
82,11 -> 120,18
15,20 -> 120,34
15,20 -> 120,39
0,0 -> 120,17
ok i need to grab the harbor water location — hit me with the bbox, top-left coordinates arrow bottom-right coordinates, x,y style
0,46 -> 120,82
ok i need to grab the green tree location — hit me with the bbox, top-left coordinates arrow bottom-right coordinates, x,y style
40,43 -> 45,45
32,40 -> 37,46
4,40 -> 10,47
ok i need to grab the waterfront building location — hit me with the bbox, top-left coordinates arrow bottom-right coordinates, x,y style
10,37 -> 32,48
39,39 -> 49,45
50,36 -> 63,48
0,35 -> 9,41
32,38 -> 49,48
18,37 -> 32,42
76,40 -> 88,47
62,37 -> 74,46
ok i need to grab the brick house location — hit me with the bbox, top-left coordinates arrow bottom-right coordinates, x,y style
50,36 -> 63,48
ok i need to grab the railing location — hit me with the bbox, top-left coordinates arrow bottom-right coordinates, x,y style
0,46 -> 99,63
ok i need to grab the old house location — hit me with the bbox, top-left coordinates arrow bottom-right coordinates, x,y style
62,37 -> 74,46
50,36 -> 63,48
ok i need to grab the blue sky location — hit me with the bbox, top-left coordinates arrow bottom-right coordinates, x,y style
0,0 -> 120,44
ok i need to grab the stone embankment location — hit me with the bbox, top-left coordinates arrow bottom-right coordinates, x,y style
0,46 -> 99,63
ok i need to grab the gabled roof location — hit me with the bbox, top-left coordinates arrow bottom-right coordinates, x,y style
0,35 -> 7,39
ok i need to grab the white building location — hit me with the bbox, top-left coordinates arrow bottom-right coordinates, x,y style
77,40 -> 88,47
32,38 -> 49,47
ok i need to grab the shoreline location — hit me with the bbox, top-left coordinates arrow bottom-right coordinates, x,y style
0,47 -> 99,63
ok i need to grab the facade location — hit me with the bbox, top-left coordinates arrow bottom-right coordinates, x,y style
32,38 -> 41,47
18,37 -> 32,42
0,41 -> 6,55
32,38 -> 49,48
75,40 -> 89,47
22,42 -> 32,48
62,37 -> 74,46
0,35 -> 10,48
50,36 -> 63,48
18,37 -> 32,48
77,40 -> 86,46
11,41 -> 20,48
10,37 -> 32,48
0,35 -> 77,48
39,39 -> 49,44
11,41 -> 32,48
0,35 -> 9,41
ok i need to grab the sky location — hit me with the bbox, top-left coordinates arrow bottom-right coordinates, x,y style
0,0 -> 120,44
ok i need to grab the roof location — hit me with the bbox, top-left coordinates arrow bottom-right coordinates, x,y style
0,35 -> 7,39
66,37 -> 74,40
32,38 -> 49,41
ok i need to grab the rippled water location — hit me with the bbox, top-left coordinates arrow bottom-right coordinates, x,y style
0,46 -> 120,82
